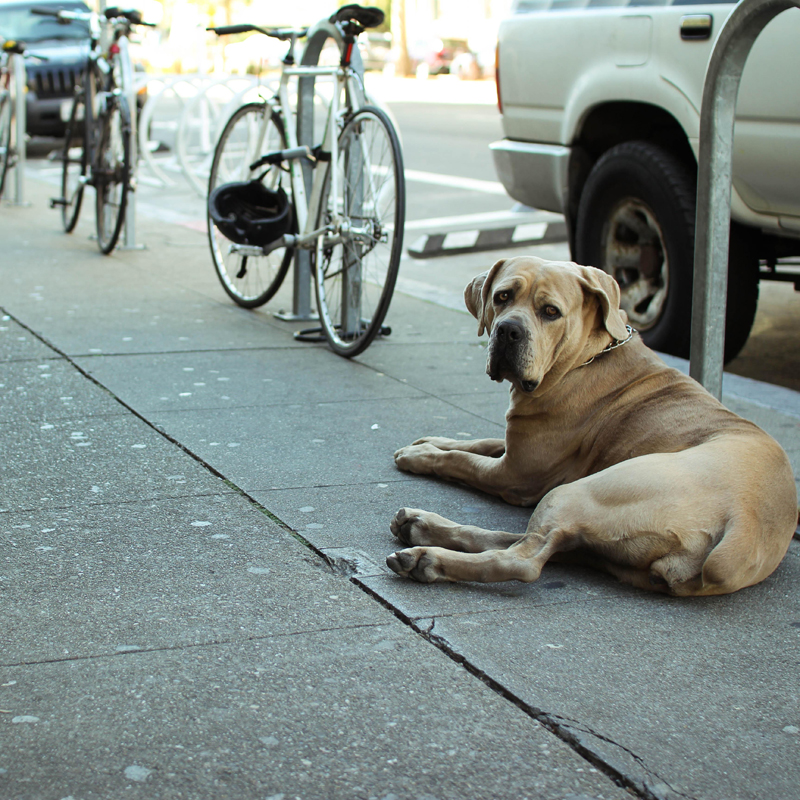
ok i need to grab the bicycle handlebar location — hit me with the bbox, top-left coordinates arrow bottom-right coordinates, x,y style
208,24 -> 309,40
30,6 -> 155,27
105,7 -> 157,26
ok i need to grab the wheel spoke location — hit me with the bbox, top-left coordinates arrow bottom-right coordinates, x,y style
314,106 -> 404,357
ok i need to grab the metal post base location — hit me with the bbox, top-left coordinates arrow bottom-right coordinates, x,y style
274,310 -> 319,322
293,324 -> 392,344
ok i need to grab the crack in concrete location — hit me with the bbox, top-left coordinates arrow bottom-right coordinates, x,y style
354,581 -> 690,800
0,621 -> 389,669
549,714 -> 697,800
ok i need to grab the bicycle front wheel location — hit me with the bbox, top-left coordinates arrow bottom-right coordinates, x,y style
314,105 -> 405,357
95,94 -> 131,254
207,103 -> 293,308
0,93 -> 12,199
61,90 -> 88,232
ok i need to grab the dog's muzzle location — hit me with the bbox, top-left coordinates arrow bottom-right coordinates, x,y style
487,319 -> 538,391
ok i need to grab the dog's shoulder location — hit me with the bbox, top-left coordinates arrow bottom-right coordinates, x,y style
573,340 -> 768,467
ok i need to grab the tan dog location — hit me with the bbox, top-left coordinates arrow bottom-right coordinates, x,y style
387,256 -> 797,596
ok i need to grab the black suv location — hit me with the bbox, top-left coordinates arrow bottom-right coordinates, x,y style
0,0 -> 90,137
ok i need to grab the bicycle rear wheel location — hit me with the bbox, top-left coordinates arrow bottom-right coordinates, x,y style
207,102 -> 294,308
314,105 -> 405,357
0,93 -> 12,199
60,90 -> 88,232
95,94 -> 131,254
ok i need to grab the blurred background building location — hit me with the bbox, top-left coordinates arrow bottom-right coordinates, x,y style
127,0 -> 512,78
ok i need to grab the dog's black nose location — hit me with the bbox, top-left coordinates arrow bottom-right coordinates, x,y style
494,319 -> 525,344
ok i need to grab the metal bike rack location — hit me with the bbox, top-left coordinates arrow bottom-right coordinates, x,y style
137,74 -> 270,193
177,76 -> 266,197
9,51 -> 28,206
689,0 -> 800,398
118,34 -> 144,249
275,19 -> 366,322
138,74 -> 208,187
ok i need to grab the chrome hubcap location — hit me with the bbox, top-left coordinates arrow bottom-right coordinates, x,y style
601,198 -> 668,330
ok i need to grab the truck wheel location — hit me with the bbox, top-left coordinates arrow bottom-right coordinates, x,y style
574,140 -> 758,362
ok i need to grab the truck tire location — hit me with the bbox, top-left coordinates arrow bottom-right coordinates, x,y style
574,140 -> 758,362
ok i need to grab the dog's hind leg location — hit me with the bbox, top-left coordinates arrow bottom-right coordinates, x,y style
390,507 -> 523,552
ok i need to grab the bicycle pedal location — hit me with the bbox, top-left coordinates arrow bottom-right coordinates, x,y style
50,197 -> 68,208
379,325 -> 392,337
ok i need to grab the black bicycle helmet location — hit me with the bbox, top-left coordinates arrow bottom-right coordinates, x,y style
208,180 -> 292,247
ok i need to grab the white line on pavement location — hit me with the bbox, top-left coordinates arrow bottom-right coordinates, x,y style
404,169 -> 506,195
404,208 -> 563,231
443,230 -> 480,249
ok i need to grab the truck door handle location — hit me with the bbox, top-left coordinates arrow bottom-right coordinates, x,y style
680,14 -> 713,40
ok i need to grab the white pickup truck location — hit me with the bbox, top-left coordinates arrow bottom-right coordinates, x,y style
491,0 -> 800,360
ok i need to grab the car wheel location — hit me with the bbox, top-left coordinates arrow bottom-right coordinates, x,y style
574,140 -> 758,362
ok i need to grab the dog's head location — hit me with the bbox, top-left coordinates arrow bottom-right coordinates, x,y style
464,256 -> 629,394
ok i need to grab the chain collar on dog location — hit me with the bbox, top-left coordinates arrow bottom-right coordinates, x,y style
580,325 -> 635,367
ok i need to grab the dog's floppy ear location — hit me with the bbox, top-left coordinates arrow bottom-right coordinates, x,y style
464,259 -> 506,336
575,265 -> 630,341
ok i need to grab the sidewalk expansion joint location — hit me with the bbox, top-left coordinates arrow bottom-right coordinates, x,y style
352,577 -> 686,800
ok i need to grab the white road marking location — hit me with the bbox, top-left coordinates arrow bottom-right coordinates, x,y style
404,208 -> 560,231
512,222 -> 548,241
404,168 -> 506,195
443,230 -> 480,249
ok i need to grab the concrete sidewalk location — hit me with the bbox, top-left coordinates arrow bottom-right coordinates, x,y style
2,177 -> 799,800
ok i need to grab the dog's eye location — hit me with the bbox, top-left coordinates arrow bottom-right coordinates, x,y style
494,290 -> 511,304
542,305 -> 561,319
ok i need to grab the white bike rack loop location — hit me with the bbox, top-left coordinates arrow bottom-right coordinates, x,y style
118,35 -> 143,249
689,0 -> 800,398
138,74 -> 209,188
9,51 -> 28,206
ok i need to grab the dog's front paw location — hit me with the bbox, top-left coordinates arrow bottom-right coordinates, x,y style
390,507 -> 433,546
393,442 -> 440,474
386,547 -> 443,583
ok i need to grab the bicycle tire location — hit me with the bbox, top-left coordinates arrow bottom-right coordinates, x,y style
0,93 -> 12,199
60,90 -> 88,232
314,105 -> 405,357
95,93 -> 131,254
207,102 -> 294,309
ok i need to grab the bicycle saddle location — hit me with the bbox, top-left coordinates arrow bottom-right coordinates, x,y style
329,4 -> 385,29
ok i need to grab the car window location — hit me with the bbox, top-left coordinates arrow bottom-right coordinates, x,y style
0,2 -> 90,42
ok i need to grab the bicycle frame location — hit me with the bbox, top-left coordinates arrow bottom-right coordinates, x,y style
227,59 -> 370,258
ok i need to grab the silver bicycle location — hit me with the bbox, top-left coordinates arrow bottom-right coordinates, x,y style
0,38 -> 36,200
208,4 -> 405,357
34,5 -> 153,253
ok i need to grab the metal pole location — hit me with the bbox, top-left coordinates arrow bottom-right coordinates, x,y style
689,0 -> 800,398
12,52 -> 27,206
118,35 -> 144,249
275,20 -> 366,323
